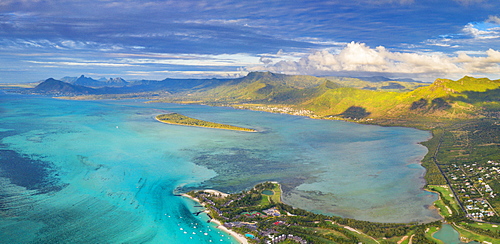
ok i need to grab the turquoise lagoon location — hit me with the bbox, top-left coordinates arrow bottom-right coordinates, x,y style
0,93 -> 440,243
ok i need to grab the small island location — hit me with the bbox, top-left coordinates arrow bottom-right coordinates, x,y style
155,113 -> 256,132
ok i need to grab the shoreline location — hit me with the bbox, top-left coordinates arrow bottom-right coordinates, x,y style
165,104 -> 442,224
61,96 -> 444,224
181,193 -> 249,244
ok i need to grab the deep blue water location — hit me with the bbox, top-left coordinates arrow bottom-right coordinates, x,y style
0,93 -> 440,243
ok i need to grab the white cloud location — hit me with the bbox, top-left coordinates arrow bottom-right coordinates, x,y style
463,23 -> 500,40
115,53 -> 260,67
292,37 -> 347,47
424,16 -> 500,48
26,60 -> 135,67
248,42 -> 500,81
126,70 -> 247,79
487,15 -> 500,24
453,0 -> 485,5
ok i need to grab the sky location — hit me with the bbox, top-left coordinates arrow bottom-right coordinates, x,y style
1,0 -> 500,83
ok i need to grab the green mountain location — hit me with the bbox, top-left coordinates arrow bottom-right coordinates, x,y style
323,76 -> 426,92
298,76 -> 499,121
187,72 -> 338,103
161,73 -> 500,125
31,72 -> 500,126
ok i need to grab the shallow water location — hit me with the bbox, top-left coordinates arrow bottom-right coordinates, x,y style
0,93 -> 440,243
433,224 -> 481,244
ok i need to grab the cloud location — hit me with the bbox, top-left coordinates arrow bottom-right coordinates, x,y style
124,53 -> 259,67
26,60 -> 135,67
249,42 -> 500,81
463,23 -> 500,40
487,15 -> 500,24
453,0 -> 485,5
424,16 -> 500,49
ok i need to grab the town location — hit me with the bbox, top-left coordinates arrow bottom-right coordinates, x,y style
442,160 -> 499,221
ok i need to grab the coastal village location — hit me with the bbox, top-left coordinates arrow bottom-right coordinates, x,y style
233,105 -> 314,117
442,160 -> 500,221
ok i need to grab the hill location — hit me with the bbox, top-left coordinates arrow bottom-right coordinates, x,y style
157,73 -> 500,126
28,76 -> 229,96
27,72 -> 500,127
295,76 -> 499,123
323,76 -> 426,92
62,75 -> 130,87
31,78 -> 96,95
184,72 -> 339,104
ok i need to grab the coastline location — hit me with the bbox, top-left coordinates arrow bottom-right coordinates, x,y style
165,105 -> 442,223
181,193 -> 249,244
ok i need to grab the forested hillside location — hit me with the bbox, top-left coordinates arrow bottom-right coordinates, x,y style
157,73 -> 500,127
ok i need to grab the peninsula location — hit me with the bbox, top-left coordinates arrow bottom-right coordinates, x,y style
184,182 -> 441,244
155,113 -> 256,132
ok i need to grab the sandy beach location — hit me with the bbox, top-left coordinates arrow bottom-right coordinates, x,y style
211,218 -> 249,244
181,193 -> 249,244
202,189 -> 229,198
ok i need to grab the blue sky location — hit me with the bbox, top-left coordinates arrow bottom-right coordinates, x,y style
1,0 -> 500,82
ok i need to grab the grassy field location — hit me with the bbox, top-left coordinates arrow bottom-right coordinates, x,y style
258,182 -> 282,206
428,185 -> 462,214
303,225 -> 380,244
425,226 -> 443,244
258,195 -> 270,206
454,223 -> 499,243
269,183 -> 281,203
462,222 -> 500,232
433,197 -> 453,218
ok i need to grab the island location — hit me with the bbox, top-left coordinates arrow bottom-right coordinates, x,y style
155,113 -> 257,132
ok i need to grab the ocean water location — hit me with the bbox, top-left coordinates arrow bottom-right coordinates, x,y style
0,93 -> 440,243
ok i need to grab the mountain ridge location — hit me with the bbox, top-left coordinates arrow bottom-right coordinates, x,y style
27,72 -> 500,126
31,78 -> 96,95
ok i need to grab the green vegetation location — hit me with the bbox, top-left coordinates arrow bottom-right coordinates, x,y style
155,113 -> 256,132
425,226 -> 443,244
427,185 -> 461,218
454,223 -> 500,243
426,119 -> 500,221
56,72 -> 500,128
420,129 -> 448,185
26,72 -> 500,242
416,118 -> 500,242
167,74 -> 500,243
323,76 -> 427,92
188,182 -> 442,244
152,73 -> 500,129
